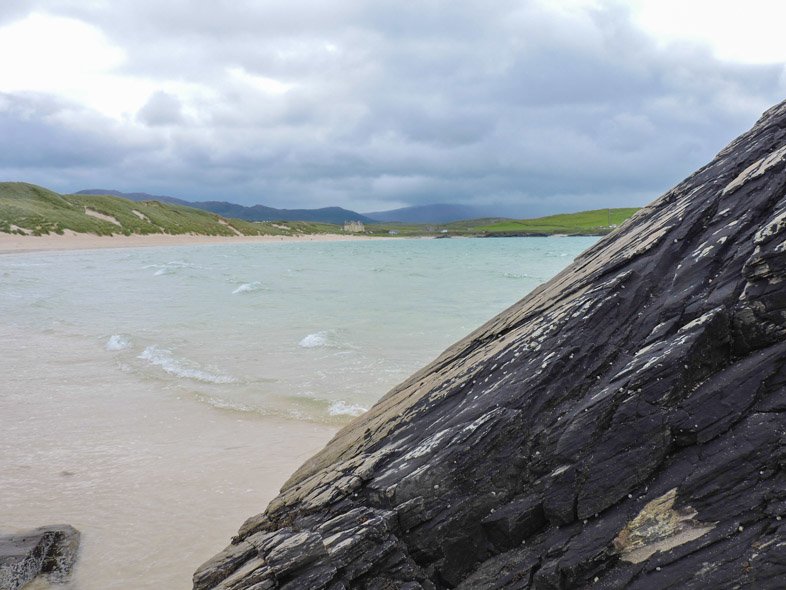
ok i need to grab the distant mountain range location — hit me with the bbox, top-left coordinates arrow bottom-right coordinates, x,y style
76,190 -> 494,224
76,189 -> 376,225
3,183 -> 640,238
363,203 -> 495,224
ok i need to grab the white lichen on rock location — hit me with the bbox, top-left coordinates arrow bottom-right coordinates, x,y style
723,144 -> 786,196
755,209 -> 786,245
613,488 -> 715,564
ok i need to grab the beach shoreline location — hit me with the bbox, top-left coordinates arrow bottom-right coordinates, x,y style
0,325 -> 339,590
0,231 -> 387,255
0,234 -> 596,588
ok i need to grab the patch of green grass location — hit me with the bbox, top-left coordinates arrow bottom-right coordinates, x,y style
473,208 -> 640,235
364,223 -> 441,237
363,209 -> 640,237
0,182 -> 342,237
277,221 -> 343,235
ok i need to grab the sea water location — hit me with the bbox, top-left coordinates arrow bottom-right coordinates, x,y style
0,236 -> 595,588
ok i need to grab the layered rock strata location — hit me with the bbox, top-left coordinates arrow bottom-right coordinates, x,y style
196,101 -> 786,589
0,525 -> 80,590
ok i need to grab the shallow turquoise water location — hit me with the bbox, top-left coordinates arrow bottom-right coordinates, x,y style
1,236 -> 598,589
0,236 -> 596,424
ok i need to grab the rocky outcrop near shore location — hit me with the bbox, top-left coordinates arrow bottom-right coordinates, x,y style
196,101 -> 786,589
0,525 -> 80,590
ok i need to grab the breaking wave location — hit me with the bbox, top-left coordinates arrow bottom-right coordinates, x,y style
298,331 -> 331,348
138,345 -> 238,384
232,281 -> 265,295
105,334 -> 132,351
328,401 -> 368,417
146,261 -> 199,276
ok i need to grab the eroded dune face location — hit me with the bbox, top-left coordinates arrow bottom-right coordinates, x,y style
195,101 -> 786,590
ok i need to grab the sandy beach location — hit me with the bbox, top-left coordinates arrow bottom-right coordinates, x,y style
0,231 -> 382,255
1,327 -> 338,590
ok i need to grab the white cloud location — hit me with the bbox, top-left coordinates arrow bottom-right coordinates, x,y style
0,13 -> 152,117
227,66 -> 293,95
630,0 -> 786,64
0,1 -> 784,214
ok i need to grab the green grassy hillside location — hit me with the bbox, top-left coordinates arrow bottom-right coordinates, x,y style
0,183 -> 341,237
364,208 -> 639,237
0,182 -> 639,239
473,208 -> 640,235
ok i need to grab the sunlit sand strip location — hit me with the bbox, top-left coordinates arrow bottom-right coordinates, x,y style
0,231 -> 387,254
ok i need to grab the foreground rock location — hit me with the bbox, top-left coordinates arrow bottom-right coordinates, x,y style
196,102 -> 786,589
0,525 -> 80,590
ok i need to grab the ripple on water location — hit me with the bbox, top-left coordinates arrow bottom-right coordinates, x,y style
138,345 -> 238,384
232,281 -> 265,295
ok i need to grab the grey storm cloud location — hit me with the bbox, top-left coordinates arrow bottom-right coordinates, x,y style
137,91 -> 185,127
0,92 -> 153,168
0,0 -> 784,214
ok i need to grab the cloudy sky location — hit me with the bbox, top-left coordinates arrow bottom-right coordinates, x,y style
1,0 -> 785,215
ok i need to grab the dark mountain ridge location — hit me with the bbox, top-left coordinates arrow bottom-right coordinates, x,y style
76,189 -> 375,225
364,203 -> 494,224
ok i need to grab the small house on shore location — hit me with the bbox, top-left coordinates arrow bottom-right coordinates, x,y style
343,220 -> 365,233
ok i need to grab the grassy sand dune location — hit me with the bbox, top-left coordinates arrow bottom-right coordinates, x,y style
0,182 -> 339,237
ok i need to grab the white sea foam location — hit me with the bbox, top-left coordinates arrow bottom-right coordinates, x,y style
167,260 -> 195,268
148,261 -> 197,276
232,281 -> 265,295
298,331 -> 331,348
106,334 -> 131,351
138,345 -> 238,384
328,400 -> 368,416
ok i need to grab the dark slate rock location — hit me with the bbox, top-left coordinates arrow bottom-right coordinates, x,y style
193,539 -> 258,590
0,525 -> 80,590
480,495 -> 545,553
196,101 -> 786,588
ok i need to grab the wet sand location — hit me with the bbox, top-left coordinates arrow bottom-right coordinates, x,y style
0,231 -> 382,255
1,328 -> 337,589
